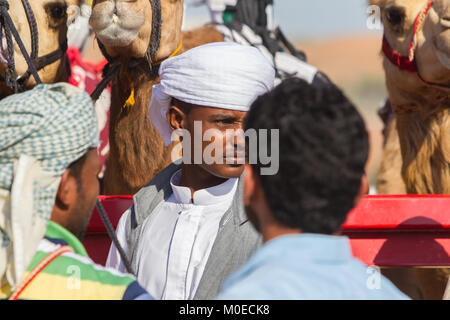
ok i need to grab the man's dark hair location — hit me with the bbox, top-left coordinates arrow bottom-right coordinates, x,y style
245,78 -> 369,234
172,98 -> 193,115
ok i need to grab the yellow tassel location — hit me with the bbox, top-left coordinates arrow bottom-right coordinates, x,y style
124,86 -> 135,109
121,41 -> 182,110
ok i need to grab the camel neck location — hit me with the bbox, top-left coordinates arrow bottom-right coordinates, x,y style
396,107 -> 450,194
105,63 -> 167,195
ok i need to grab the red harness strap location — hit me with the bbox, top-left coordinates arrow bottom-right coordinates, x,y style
8,245 -> 73,300
408,0 -> 435,61
382,0 -> 434,73
382,36 -> 418,73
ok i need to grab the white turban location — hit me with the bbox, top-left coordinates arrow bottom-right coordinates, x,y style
149,42 -> 275,146
0,83 -> 99,290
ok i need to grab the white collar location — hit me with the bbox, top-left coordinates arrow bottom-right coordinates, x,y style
169,169 -> 238,206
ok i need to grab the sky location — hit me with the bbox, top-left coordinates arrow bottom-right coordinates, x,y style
184,0 -> 381,40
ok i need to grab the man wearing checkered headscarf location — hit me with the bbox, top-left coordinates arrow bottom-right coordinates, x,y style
0,83 -> 99,291
0,84 -> 154,300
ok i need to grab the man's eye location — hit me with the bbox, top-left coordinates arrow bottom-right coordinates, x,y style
215,119 -> 234,124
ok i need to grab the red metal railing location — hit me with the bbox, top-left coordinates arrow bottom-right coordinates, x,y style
83,195 -> 450,267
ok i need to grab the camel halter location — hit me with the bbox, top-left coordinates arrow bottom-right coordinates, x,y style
91,0 -> 183,105
0,0 -> 68,93
382,0 -> 449,90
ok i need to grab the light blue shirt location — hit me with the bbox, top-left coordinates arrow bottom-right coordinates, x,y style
216,234 -> 410,300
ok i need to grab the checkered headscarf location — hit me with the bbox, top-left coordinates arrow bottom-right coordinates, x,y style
0,83 -> 99,289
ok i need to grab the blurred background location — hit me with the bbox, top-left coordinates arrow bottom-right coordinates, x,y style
85,0 -> 387,191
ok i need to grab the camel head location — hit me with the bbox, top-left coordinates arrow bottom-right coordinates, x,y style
370,0 -> 450,104
0,0 -> 79,97
89,0 -> 184,62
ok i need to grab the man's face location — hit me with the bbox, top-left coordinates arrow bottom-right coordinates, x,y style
174,102 -> 247,179
68,149 -> 101,240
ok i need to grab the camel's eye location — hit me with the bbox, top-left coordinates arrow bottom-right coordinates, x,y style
385,7 -> 405,26
50,5 -> 66,19
46,3 -> 67,22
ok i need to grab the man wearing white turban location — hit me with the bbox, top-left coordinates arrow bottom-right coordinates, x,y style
106,42 -> 275,300
0,83 -> 152,300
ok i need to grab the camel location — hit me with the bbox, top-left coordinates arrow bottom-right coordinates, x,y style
371,0 -> 450,300
373,0 -> 450,195
0,0 -> 80,99
89,0 -> 224,195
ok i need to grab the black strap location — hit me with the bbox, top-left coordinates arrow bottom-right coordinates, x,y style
90,63 -> 120,101
95,199 -> 133,274
0,0 -> 71,92
0,0 -> 42,91
21,0 -> 39,60
274,27 -> 306,61
33,41 -> 68,73
18,41 -> 68,88
147,0 -> 161,60
225,0 -> 307,62
233,0 -> 272,31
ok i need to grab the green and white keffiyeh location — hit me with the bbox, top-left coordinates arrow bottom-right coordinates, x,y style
0,83 -> 99,289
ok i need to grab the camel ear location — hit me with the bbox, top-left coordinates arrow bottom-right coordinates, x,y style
368,0 -> 382,6
66,0 -> 81,8
66,0 -> 81,21
65,4 -> 82,32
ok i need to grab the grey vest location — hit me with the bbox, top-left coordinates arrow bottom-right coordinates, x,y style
124,163 -> 261,300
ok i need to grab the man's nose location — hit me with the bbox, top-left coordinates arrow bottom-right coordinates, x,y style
227,130 -> 245,147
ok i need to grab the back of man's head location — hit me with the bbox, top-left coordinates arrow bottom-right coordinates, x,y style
245,78 -> 369,234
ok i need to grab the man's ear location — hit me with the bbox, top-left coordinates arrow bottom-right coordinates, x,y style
355,174 -> 370,206
55,168 -> 78,210
167,105 -> 187,131
243,164 -> 257,207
